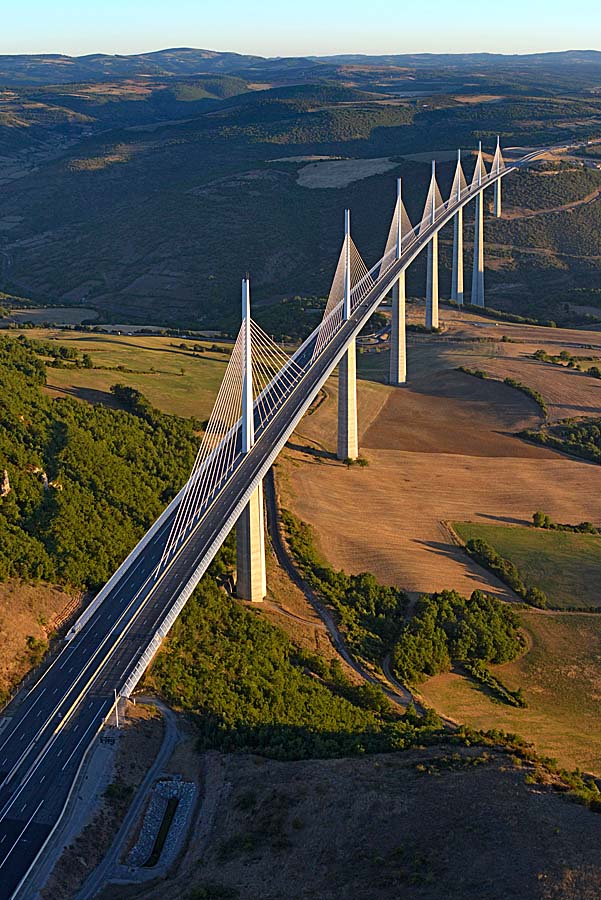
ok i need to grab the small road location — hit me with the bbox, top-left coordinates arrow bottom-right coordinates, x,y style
263,468 -> 416,710
75,697 -> 179,900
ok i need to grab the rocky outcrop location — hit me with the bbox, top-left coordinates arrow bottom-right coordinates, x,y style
0,469 -> 10,498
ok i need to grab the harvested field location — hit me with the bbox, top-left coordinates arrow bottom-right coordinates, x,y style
280,314 -> 601,598
420,610 -> 601,773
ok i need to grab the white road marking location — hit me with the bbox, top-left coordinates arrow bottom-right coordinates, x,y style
0,800 -> 44,872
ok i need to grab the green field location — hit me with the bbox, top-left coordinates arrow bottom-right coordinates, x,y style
419,610 -> 601,773
16,328 -> 230,420
453,521 -> 601,609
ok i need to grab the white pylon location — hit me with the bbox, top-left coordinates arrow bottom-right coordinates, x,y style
426,160 -> 439,329
451,149 -> 464,305
241,277 -> 254,454
236,276 -> 266,603
389,177 -> 407,385
471,143 -> 485,307
343,208 -> 351,321
337,209 -> 358,460
493,135 -> 503,218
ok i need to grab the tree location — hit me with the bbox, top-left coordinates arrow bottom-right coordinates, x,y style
82,353 -> 93,369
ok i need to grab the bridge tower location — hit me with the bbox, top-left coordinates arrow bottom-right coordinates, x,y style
493,136 -> 503,218
471,142 -> 486,307
389,177 -> 407,386
451,150 -> 465,305
236,277 -> 267,602
425,161 -> 439,329
337,209 -> 359,460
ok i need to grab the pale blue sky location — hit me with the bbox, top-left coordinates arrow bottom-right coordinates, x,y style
2,0 -> 599,57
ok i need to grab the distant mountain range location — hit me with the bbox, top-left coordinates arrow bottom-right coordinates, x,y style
1,47 -> 600,86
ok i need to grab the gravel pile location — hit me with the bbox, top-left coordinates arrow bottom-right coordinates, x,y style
127,778 -> 196,868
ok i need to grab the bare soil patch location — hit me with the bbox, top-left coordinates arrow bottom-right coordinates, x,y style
297,156 -> 397,188
101,748 -> 601,900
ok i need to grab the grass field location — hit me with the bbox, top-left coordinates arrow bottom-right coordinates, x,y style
14,328 -> 230,420
419,610 -> 601,774
453,521 -> 601,609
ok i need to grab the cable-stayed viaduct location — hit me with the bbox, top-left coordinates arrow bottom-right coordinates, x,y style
0,138 -> 561,898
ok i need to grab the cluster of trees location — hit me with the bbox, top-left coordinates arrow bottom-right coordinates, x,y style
533,347 -> 601,378
146,575 -> 442,760
281,510 -> 408,662
464,538 -> 549,608
0,336 -> 199,587
390,589 -> 525,685
521,417 -> 601,465
532,510 -> 600,535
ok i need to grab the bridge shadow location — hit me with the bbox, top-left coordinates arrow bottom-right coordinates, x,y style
412,539 -> 514,601
475,513 -> 529,526
285,441 -> 337,462
45,384 -> 124,408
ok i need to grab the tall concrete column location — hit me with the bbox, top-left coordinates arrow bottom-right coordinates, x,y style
471,189 -> 485,306
236,277 -> 266,603
426,233 -> 439,329
494,177 -> 502,218
337,208 -> 359,460
236,480 -> 267,602
389,271 -> 406,385
451,207 -> 464,305
337,342 -> 358,460
425,160 -> 439,329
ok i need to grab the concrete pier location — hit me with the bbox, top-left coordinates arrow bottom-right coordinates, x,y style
337,340 -> 359,460
471,189 -> 485,306
236,481 -> 267,602
389,271 -> 407,385
426,232 -> 439,329
451,207 -> 464,305
494,177 -> 502,218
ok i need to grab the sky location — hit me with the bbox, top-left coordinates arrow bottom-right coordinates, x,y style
2,0 -> 600,57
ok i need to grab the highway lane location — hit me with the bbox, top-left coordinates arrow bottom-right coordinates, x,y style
0,145 -> 556,899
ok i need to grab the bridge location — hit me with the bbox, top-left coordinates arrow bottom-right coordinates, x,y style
0,139 -> 553,898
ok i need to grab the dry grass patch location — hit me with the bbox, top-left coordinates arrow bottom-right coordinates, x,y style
420,611 -> 601,774
108,748 -> 601,900
0,580 -> 75,701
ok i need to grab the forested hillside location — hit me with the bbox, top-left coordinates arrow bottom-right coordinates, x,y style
0,335 -> 197,586
1,55 -> 601,330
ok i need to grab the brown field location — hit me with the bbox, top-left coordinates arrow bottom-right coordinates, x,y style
280,311 -> 601,598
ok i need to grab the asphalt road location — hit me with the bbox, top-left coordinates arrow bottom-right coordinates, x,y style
0,146 -> 553,899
